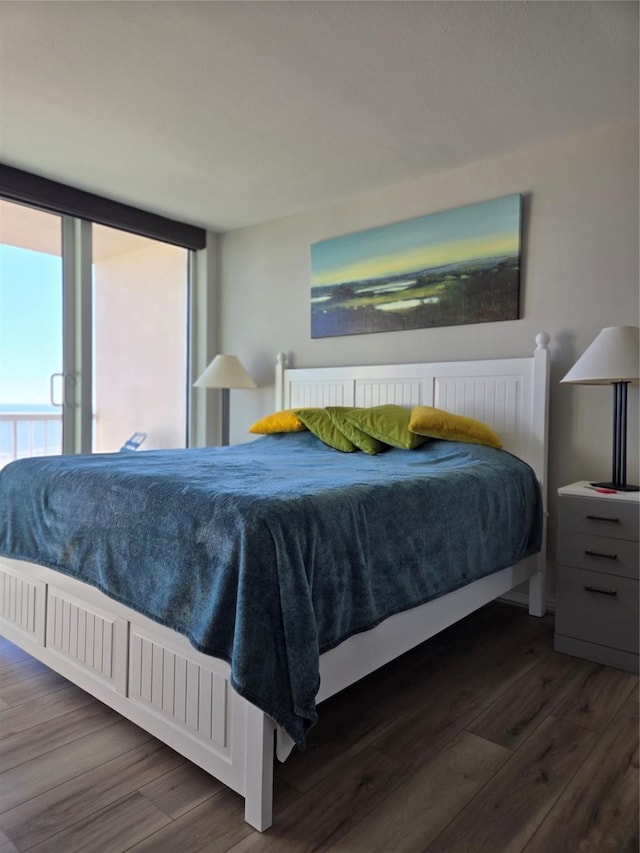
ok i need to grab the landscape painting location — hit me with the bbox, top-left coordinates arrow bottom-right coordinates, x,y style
310,194 -> 522,338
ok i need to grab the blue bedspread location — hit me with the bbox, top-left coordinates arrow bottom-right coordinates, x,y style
0,433 -> 542,748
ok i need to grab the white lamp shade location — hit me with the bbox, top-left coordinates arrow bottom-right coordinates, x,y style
561,326 -> 640,385
194,355 -> 257,389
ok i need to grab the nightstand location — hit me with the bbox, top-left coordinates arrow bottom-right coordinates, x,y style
555,482 -> 639,674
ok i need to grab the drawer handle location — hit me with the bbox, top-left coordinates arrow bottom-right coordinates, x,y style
584,585 -> 617,597
584,549 -> 618,560
586,514 -> 620,523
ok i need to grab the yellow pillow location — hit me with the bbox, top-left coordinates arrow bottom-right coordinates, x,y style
409,406 -> 503,449
249,409 -> 308,434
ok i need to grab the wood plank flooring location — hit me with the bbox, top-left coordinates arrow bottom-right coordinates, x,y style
1,602 -> 637,852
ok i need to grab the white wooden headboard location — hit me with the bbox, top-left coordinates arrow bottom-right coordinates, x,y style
275,333 -> 550,498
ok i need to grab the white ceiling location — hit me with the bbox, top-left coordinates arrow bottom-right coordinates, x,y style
0,1 -> 637,233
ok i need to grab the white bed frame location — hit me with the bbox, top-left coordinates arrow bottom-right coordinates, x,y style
0,334 -> 550,832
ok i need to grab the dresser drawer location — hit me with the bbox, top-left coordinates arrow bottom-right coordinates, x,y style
559,496 -> 639,541
555,566 -> 639,654
558,532 -> 639,580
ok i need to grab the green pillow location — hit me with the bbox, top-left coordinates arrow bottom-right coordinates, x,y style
326,407 -> 389,455
295,409 -> 358,452
343,404 -> 429,450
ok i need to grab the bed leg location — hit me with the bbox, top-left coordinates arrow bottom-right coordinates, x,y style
244,702 -> 276,832
528,564 -> 546,617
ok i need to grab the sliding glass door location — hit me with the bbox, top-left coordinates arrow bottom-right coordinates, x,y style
0,199 -> 190,466
91,226 -> 189,452
0,200 -> 65,467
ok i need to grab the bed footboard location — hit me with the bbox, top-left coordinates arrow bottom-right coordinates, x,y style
1,554 -> 543,833
0,557 -> 276,832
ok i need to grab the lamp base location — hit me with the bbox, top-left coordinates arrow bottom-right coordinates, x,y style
591,481 -> 640,492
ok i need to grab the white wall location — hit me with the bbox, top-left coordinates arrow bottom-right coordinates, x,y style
217,118 -> 639,599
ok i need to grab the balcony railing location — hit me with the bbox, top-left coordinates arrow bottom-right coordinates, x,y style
0,412 -> 62,469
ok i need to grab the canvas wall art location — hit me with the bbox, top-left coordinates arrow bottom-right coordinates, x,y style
310,194 -> 522,339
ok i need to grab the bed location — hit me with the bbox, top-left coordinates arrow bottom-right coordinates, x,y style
0,333 -> 550,831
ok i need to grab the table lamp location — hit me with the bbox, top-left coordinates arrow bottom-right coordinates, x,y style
194,355 -> 257,446
561,325 -> 639,491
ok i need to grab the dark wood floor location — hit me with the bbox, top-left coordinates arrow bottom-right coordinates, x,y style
1,602 -> 638,853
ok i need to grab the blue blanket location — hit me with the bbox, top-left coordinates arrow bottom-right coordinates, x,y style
0,433 -> 542,748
